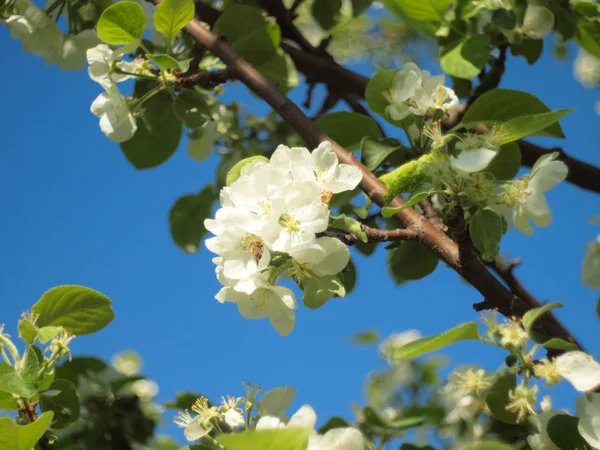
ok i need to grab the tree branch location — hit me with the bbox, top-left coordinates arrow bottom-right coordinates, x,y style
332,224 -> 418,245
174,67 -> 237,90
165,0 -> 583,353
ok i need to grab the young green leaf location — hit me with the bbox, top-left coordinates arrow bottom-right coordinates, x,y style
187,121 -> 218,162
316,112 -> 382,151
173,90 -> 210,129
540,338 -> 579,351
522,302 -> 563,333
547,414 -> 592,450
18,319 -> 38,346
154,0 -> 195,47
0,412 -> 54,450
19,346 -> 39,389
364,406 -> 424,429
440,35 -> 491,80
484,373 -> 518,424
365,69 -> 398,120
169,186 -> 218,253
382,184 -> 434,217
484,142 -> 521,180
0,362 -> 37,398
0,391 -> 17,411
469,208 -> 504,261
302,275 -> 345,309
255,49 -> 300,93
360,137 -> 405,171
217,428 -> 311,450
147,53 -> 181,70
498,109 -> 573,144
32,285 -> 115,335
386,322 -> 479,360
387,241 -> 439,283
39,379 -> 81,428
311,0 -> 342,30
575,22 -> 600,58
97,1 -> 146,45
329,214 -> 368,243
351,0 -> 373,16
390,0 -> 453,21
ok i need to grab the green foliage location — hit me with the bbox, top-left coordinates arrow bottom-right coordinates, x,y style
498,109 -> 573,145
485,373 -> 518,424
311,0 -> 342,30
522,302 -> 563,334
382,183 -> 434,217
351,0 -> 373,17
539,337 -> 579,351
188,121 -> 218,162
0,412 -> 54,450
469,208 -> 504,261
318,416 -> 350,433
154,0 -> 195,48
217,428 -> 311,450
226,156 -> 270,186
575,22 -> 600,58
360,137 -> 408,171
147,53 -> 188,71
363,406 -> 424,430
213,5 -> 280,66
32,285 -> 114,335
55,357 -> 109,387
350,329 -> 379,346
97,1 -> 145,45
165,392 -> 205,410
39,379 -> 81,428
121,87 -> 183,169
385,322 -> 479,360
387,0 -> 453,21
365,69 -> 402,125
0,362 -> 37,398
440,35 -> 491,80
169,186 -> 218,253
18,319 -> 37,346
329,214 -> 368,243
316,112 -> 382,151
461,89 -> 566,139
173,90 -> 210,129
387,241 -> 439,283
511,39 -> 544,64
302,275 -> 345,309
547,414 -> 592,449
255,49 -> 299,93
485,142 -> 521,181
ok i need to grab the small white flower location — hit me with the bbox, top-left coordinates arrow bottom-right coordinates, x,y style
58,30 -> 99,71
111,351 -> 142,376
174,397 -> 220,442
527,410 -> 560,450
216,280 -> 297,336
308,428 -> 365,450
87,44 -> 146,85
258,386 -> 296,420
582,235 -> 600,289
451,135 -> 498,173
522,3 -> 555,39
574,51 -> 600,87
575,393 -> 600,449
130,379 -> 159,401
90,84 -> 138,143
219,396 -> 245,429
288,237 -> 350,279
224,409 -> 245,428
257,404 -> 317,430
502,152 -> 568,235
555,351 -> 600,392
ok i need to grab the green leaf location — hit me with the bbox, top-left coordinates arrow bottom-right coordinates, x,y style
461,89 -> 566,139
387,322 -> 479,360
255,49 -> 299,93
484,373 -> 518,424
169,186 -> 218,253
547,414 -> 592,450
350,329 -> 379,346
18,320 -> 38,346
311,0 -> 342,30
510,38 -> 544,64
440,35 -> 491,80
457,443 -> 514,450
173,90 -> 210,129
0,360 -> 36,397
0,391 -> 17,410
382,184 -> 433,217
19,347 -> 39,389
540,338 -> 579,351
302,275 -> 345,309
338,258 -> 357,294
165,392 -> 205,410
97,1 -> 145,45
364,407 -> 424,429
469,208 -> 504,261
522,302 -> 563,333
360,137 -> 405,171
32,286 -> 114,335
147,53 -> 181,70
389,0 -> 453,20
484,142 -> 521,180
188,121 -> 218,162
37,326 -> 64,344
217,428 -> 311,450
226,156 -> 270,186
365,69 -> 401,125
55,357 -> 109,387
387,241 -> 439,283
316,112 -> 382,151
121,87 -> 182,169
575,22 -> 600,58
351,0 -> 373,16
213,5 -> 279,66
498,109 -> 573,144
39,379 -> 80,428
318,416 -> 350,434
0,412 -> 54,450
329,214 -> 368,243
154,0 -> 195,46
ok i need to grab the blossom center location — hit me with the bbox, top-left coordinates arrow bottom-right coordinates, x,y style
278,214 -> 300,233
320,188 -> 333,204
241,233 -> 264,263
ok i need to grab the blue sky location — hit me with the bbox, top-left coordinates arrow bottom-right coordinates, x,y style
1,23 -> 599,444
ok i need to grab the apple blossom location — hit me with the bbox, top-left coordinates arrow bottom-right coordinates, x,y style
87,44 -> 148,86
90,84 -> 138,143
258,386 -> 296,420
308,427 -> 365,450
582,235 -> 600,289
574,50 -> 600,87
555,351 -> 600,392
451,135 -> 498,173
527,410 -> 560,450
575,393 -> 600,449
522,3 -> 555,39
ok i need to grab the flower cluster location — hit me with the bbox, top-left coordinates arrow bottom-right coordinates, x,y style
2,0 -> 98,70
383,62 -> 459,121
574,50 -> 600,87
205,142 -> 362,335
86,44 -> 150,143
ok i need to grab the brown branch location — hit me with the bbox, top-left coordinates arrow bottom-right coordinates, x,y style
173,67 -> 237,90
325,225 -> 417,246
162,0 -> 583,353
20,400 -> 54,450
420,197 -> 446,231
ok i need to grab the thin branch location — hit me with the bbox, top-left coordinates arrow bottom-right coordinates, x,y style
20,400 -> 54,450
162,0 -> 583,353
325,225 -> 418,245
420,197 -> 446,231
174,67 -> 237,90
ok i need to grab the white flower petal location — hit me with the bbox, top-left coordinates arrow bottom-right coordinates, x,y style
259,386 -> 296,420
256,415 -> 285,430
451,148 -> 497,173
526,191 -> 552,228
576,394 -> 600,449
184,417 -> 211,441
582,237 -> 600,289
288,405 -> 317,429
224,409 -> 245,429
556,351 -> 600,392
309,237 -> 350,277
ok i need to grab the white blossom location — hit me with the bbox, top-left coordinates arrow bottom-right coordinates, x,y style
527,410 -> 560,450
582,235 -> 600,289
308,428 -> 365,450
256,404 -> 317,430
130,379 -> 159,401
575,393 -> 600,449
385,63 -> 458,121
58,30 -> 99,71
87,44 -> 147,86
288,237 -> 350,279
501,152 -> 567,235
111,351 -> 142,376
451,135 -> 498,173
522,3 -> 555,39
574,51 -> 600,87
258,386 -> 296,420
90,84 -> 138,143
555,351 -> 600,392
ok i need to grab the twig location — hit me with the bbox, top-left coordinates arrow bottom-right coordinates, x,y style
420,197 -> 446,231
160,0 -> 584,353
332,224 -> 418,245
173,67 -> 237,90
20,400 -> 54,450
